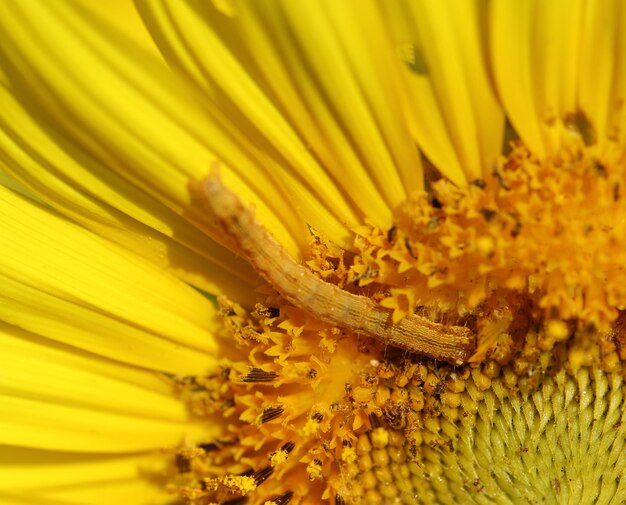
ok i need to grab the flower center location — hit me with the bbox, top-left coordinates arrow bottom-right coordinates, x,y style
337,138 -> 625,372
168,139 -> 625,504
168,298 -> 383,504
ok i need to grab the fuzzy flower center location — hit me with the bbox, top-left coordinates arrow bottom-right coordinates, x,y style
337,139 -> 625,372
167,139 -> 625,504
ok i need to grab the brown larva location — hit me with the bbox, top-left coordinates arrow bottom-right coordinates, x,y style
197,173 -> 475,365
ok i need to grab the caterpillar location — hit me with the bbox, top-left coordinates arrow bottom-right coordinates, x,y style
197,173 -> 475,365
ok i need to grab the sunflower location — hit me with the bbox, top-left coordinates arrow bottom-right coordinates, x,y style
1,1 -> 625,504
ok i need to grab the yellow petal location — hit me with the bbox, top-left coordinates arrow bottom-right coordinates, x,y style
234,0 -> 424,209
0,85 -> 258,304
0,333 -> 212,452
489,1 -> 547,157
611,3 -> 626,154
0,393 -> 208,453
490,0 -> 626,158
382,0 -> 504,184
577,0 -> 626,155
1,447 -> 160,491
0,470 -> 172,505
1,322 -> 185,420
0,0 -> 351,255
136,0 -> 410,235
0,167 -> 41,202
88,0 -> 160,56
34,479 -> 170,505
0,186 -> 217,374
0,492 -> 72,505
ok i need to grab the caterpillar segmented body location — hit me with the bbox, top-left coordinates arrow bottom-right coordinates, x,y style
198,174 -> 475,365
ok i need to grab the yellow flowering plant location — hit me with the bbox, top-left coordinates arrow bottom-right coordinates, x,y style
1,1 -> 625,504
